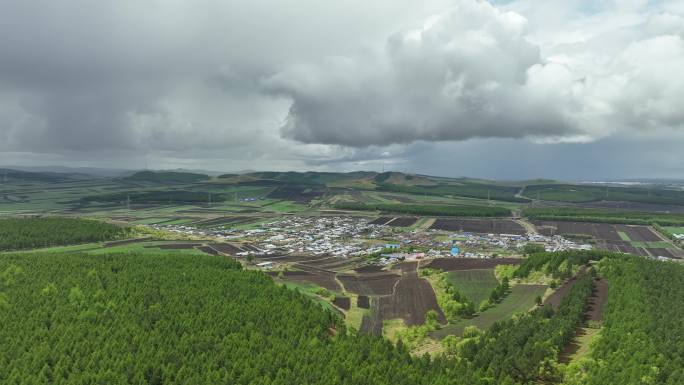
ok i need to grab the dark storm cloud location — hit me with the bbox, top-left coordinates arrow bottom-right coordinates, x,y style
0,0 -> 457,157
0,0 -> 683,178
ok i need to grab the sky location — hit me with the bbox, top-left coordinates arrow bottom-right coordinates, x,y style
1,0 -> 683,180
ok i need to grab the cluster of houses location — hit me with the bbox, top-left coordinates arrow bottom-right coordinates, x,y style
256,216 -> 387,257
151,215 -> 592,262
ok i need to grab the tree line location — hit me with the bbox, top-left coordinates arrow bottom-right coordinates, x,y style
523,207 -> 684,226
458,273 -> 594,383
0,217 -> 129,251
513,250 -> 610,280
564,256 -> 684,384
80,190 -> 227,205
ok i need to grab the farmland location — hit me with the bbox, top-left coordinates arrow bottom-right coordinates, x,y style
430,218 -> 526,235
380,263 -> 445,326
533,220 -> 682,258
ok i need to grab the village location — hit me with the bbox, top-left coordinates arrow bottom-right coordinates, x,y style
150,215 -> 593,267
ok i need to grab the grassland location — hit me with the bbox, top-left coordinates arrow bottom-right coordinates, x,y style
444,269 -> 499,306
277,280 -> 342,314
342,293 -> 369,331
430,284 -> 547,339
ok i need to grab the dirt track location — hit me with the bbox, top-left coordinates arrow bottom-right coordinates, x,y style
587,278 -> 608,322
544,267 -> 588,309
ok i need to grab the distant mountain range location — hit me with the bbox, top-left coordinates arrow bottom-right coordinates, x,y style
1,165 -> 683,186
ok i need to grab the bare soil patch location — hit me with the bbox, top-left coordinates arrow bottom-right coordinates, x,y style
337,273 -> 400,296
544,267 -> 587,309
431,219 -> 526,235
197,245 -> 219,255
354,264 -> 385,273
378,262 -> 446,326
209,243 -> 244,255
386,217 -> 418,227
587,278 -> 608,322
332,296 -> 351,310
533,221 -> 622,241
369,217 -> 394,225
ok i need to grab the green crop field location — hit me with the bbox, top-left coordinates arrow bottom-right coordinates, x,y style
524,184 -> 684,205
665,226 -> 684,234
444,269 -> 499,306
613,230 -> 672,248
430,284 -> 547,339
617,231 -> 630,241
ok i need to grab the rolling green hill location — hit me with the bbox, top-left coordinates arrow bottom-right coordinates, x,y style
0,168 -> 78,182
124,171 -> 209,184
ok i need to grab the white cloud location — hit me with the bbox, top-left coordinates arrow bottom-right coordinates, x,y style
267,0 -> 684,147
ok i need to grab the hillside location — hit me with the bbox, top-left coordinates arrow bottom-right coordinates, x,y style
123,171 -> 209,184
0,168 -> 80,182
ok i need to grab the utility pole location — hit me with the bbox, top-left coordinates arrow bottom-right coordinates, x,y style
126,194 -> 131,210
208,193 -> 212,206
